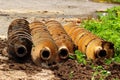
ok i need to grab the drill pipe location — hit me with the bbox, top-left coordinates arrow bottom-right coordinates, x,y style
45,20 -> 75,60
29,21 -> 58,66
64,22 -> 114,59
7,19 -> 32,62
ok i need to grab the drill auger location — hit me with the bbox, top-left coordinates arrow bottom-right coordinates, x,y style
45,20 -> 75,61
29,21 -> 58,66
64,22 -> 114,59
7,19 -> 32,62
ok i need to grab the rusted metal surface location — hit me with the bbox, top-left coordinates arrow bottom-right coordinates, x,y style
64,22 -> 114,59
45,20 -> 75,61
29,21 -> 58,66
7,19 -> 32,62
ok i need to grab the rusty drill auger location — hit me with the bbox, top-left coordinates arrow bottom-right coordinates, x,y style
7,19 -> 32,62
45,20 -> 75,61
29,21 -> 58,66
64,22 -> 114,60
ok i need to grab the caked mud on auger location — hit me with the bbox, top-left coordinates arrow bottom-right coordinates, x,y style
7,19 -> 32,62
29,21 -> 58,66
63,22 -> 114,60
45,20 -> 75,61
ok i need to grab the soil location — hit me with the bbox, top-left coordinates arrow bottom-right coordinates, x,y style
0,0 -> 119,80
0,38 -> 59,80
51,59 -> 120,80
0,38 -> 120,80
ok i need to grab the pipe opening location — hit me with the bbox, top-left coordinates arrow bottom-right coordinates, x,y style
41,49 -> 51,60
16,46 -> 27,57
59,48 -> 69,59
98,50 -> 107,58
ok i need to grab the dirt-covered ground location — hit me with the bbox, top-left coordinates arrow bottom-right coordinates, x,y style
0,38 -> 120,80
51,59 -> 120,80
0,0 -> 119,80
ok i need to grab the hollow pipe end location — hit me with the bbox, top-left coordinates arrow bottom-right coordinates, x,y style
95,46 -> 107,58
15,44 -> 27,57
40,47 -> 51,61
58,46 -> 69,59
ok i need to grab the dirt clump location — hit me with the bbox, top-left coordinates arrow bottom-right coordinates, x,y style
50,59 -> 93,80
106,63 -> 120,79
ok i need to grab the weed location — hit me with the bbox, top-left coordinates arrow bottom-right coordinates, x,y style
109,0 -> 120,3
112,78 -> 120,80
69,71 -> 74,79
75,50 -> 87,65
69,50 -> 87,65
91,66 -> 111,80
81,6 -> 120,63
105,58 -> 113,65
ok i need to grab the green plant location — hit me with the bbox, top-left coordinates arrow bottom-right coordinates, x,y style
69,50 -> 87,65
91,66 -> 111,80
75,50 -> 87,65
81,6 -> 120,63
105,58 -> 113,65
69,71 -> 74,79
110,0 -> 120,3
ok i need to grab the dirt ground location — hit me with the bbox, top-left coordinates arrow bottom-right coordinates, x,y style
0,0 -> 119,80
0,39 -> 59,80
51,59 -> 120,80
0,38 -> 120,80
